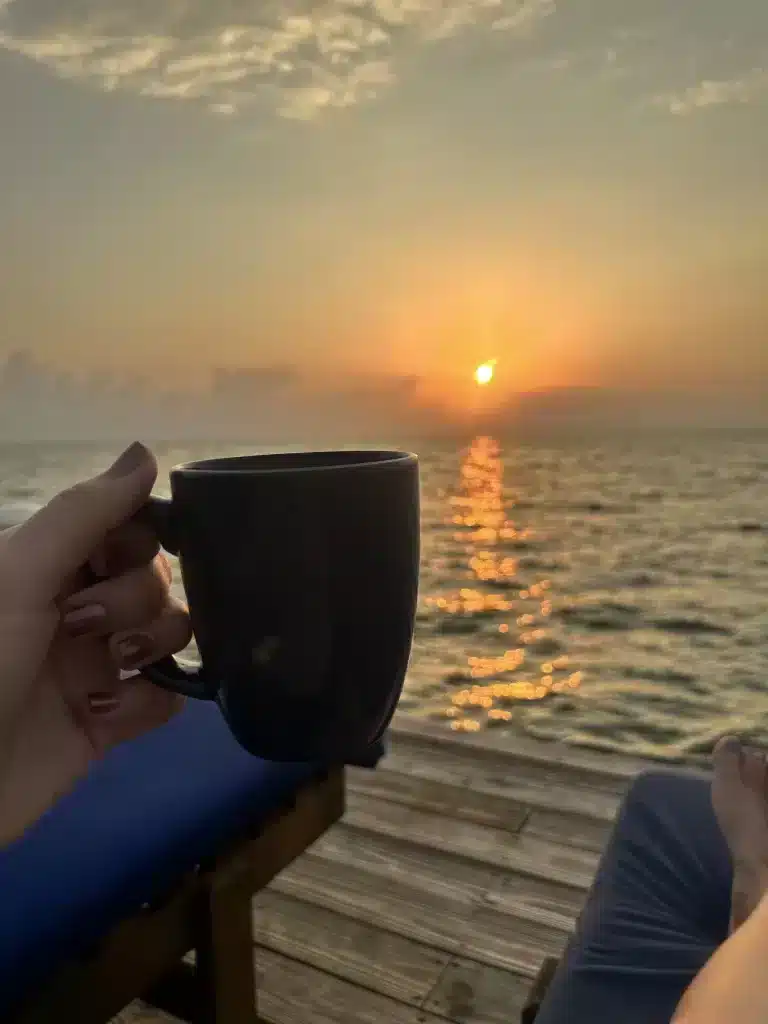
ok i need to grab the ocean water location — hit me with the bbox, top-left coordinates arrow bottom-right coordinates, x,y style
1,432 -> 767,764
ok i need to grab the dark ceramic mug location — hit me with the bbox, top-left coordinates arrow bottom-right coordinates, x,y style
141,450 -> 420,762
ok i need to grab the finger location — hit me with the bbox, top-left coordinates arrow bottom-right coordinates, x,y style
92,519 -> 161,579
56,545 -> 167,606
0,503 -> 95,599
83,675 -> 184,752
60,604 -> 192,755
2,443 -> 157,605
60,559 -> 171,638
109,599 -> 193,672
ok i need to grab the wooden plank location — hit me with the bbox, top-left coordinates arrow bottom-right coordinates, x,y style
252,890 -> 450,1007
310,821 -> 501,903
310,818 -> 582,933
379,743 -> 622,823
255,947 -> 448,1024
482,873 -> 584,933
272,855 -> 567,978
522,808 -> 613,853
423,957 -> 531,1024
273,855 -> 478,957
346,766 -> 529,835
343,792 -> 599,889
466,900 -> 569,974
512,833 -> 598,891
390,715 -> 650,786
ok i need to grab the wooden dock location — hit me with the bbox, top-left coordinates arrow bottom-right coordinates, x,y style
119,718 -> 651,1024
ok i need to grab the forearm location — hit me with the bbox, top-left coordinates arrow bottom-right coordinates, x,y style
674,890 -> 768,1023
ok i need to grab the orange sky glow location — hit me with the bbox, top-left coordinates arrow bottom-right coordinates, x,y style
0,0 -> 765,426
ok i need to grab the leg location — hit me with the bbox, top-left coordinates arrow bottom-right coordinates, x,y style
711,738 -> 768,930
145,769 -> 345,1024
141,880 -> 258,1024
196,875 -> 259,1024
535,770 -> 732,1024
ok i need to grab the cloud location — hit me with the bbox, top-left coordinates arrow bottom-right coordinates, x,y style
0,0 -> 555,118
655,67 -> 768,115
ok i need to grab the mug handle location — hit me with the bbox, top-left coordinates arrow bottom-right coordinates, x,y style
136,496 -> 217,701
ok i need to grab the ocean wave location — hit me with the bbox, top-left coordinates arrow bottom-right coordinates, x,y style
651,615 -> 733,637
435,618 -> 483,635
3,432 -> 768,762
624,666 -> 698,684
517,556 -> 567,572
561,500 -> 637,514
558,601 -> 644,631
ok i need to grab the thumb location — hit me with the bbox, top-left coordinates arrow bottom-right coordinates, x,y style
5,443 -> 158,603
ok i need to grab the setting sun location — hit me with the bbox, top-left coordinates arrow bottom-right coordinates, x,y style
474,361 -> 496,386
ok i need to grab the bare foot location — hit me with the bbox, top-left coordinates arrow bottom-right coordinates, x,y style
712,736 -> 768,930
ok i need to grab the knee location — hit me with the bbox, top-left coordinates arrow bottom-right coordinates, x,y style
619,768 -> 710,820
624,769 -> 678,803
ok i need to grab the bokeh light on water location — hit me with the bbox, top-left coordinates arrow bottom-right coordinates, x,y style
2,432 -> 768,762
414,435 -> 584,734
405,431 -> 768,762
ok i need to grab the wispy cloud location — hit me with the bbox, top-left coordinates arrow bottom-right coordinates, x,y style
655,67 -> 768,116
0,0 -> 555,119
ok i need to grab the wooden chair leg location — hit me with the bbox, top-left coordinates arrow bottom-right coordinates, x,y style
146,770 -> 344,1024
142,961 -> 199,1022
196,873 -> 259,1024
144,887 -> 258,1024
521,956 -> 560,1024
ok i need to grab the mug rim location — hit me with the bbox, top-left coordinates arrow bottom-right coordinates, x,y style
172,448 -> 418,476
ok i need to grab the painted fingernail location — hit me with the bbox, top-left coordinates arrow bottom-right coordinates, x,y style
88,692 -> 121,714
114,632 -> 154,669
62,603 -> 107,636
105,442 -> 149,479
119,669 -> 142,682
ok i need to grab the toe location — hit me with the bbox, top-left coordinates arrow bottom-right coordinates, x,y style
713,735 -> 745,834
714,735 -> 743,781
742,745 -> 767,792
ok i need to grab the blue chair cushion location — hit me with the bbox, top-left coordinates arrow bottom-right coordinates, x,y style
0,700 -> 327,1016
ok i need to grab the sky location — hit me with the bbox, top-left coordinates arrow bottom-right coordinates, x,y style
0,0 -> 766,420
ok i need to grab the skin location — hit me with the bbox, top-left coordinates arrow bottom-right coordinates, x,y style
673,737 -> 768,1023
7,446 -> 768,1024
0,442 -> 191,847
673,890 -> 768,1023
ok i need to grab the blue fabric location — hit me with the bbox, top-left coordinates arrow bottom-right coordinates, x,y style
536,770 -> 732,1024
0,701 -> 332,1016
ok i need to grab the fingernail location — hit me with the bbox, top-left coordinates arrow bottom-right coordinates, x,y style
119,668 -> 142,681
105,442 -> 148,479
88,692 -> 121,714
62,603 -> 107,636
114,632 -> 154,669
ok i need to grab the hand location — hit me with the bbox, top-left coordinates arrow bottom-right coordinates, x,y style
0,443 -> 192,846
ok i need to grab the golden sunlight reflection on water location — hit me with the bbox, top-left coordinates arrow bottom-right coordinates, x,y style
3,435 -> 768,760
423,435 -> 583,732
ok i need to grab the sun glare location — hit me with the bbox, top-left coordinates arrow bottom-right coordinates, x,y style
474,361 -> 496,386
